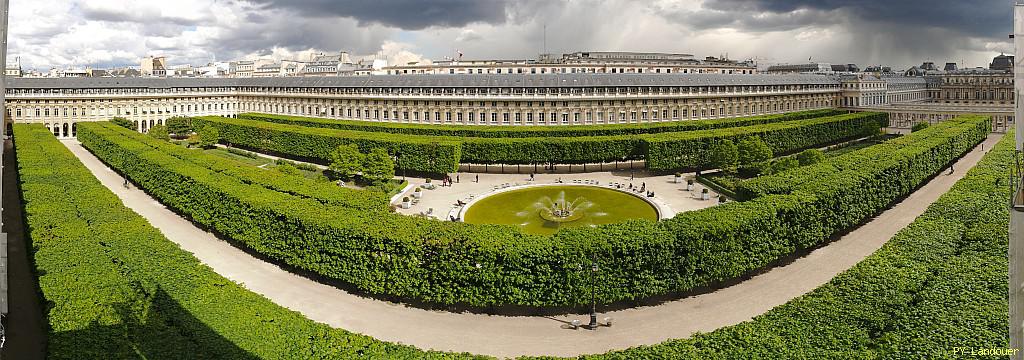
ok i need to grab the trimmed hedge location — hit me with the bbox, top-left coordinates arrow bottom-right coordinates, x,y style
736,115 -> 992,200
195,112 -> 885,169
13,124 -> 482,359
644,112 -> 888,171
81,122 -> 389,211
238,109 -> 845,138
556,128 -> 1014,359
191,116 -> 463,174
78,114 -> 988,310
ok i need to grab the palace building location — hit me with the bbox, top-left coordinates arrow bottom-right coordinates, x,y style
4,73 -> 839,138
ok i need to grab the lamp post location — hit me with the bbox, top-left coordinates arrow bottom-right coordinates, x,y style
588,259 -> 598,330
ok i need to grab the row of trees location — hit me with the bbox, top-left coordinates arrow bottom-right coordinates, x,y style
709,136 -> 826,175
328,144 -> 395,185
708,136 -> 773,170
145,122 -> 219,149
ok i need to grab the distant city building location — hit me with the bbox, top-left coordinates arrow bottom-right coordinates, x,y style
383,51 -> 757,76
934,67 -> 1013,105
230,60 -> 255,78
830,64 -> 859,73
5,56 -> 22,77
861,65 -> 896,77
765,63 -> 833,74
86,68 -> 109,77
944,62 -> 958,72
59,68 -> 88,78
919,62 -> 940,72
990,54 -> 1014,71
109,67 -> 142,77
141,56 -> 167,77
303,52 -> 347,76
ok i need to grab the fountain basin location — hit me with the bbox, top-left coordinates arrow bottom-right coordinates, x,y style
461,184 -> 660,235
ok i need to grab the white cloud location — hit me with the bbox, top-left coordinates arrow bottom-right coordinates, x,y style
4,0 -> 1011,72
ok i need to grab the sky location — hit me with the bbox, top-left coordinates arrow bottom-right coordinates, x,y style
7,0 -> 1016,72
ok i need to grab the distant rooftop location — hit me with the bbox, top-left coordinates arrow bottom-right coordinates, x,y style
6,73 -> 839,89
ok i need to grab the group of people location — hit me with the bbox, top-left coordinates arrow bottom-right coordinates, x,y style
440,174 -> 459,187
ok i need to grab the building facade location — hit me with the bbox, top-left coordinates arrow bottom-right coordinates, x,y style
934,68 -> 1014,105
765,63 -> 834,74
4,74 -> 840,138
839,75 -> 929,107
141,56 -> 167,77
384,52 -> 757,76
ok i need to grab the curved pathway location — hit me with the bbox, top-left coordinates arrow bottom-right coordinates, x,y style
62,134 -> 1002,358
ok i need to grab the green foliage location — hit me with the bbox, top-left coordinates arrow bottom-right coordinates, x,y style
329,144 -> 363,179
110,117 -> 134,130
361,148 -> 395,185
275,162 -> 300,176
194,112 -> 883,172
795,148 -> 825,166
198,125 -> 219,148
766,157 -> 799,175
13,123 -> 483,359
80,122 -> 387,210
191,116 -> 461,174
737,136 -> 773,166
644,112 -> 888,171
564,127 -> 1015,359
225,147 -> 258,159
709,139 -> 738,170
76,115 -> 985,311
911,122 -> 930,132
238,109 -> 845,138
165,116 -> 192,135
148,124 -> 169,141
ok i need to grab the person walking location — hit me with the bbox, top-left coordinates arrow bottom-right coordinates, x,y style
948,165 -> 954,175
456,174 -> 460,183
475,174 -> 479,183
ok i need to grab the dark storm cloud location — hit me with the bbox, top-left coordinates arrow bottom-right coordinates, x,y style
700,0 -> 1012,38
247,0 -> 517,30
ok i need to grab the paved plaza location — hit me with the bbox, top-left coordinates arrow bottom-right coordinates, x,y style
393,170 -> 720,221
63,134 -> 1001,358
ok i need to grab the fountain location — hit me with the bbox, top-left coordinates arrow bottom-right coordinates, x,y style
463,185 -> 658,235
537,191 -> 590,223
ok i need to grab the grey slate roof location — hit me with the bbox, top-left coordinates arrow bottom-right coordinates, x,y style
6,73 -> 839,90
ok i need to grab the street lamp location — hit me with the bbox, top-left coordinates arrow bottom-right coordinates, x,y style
588,259 -> 598,329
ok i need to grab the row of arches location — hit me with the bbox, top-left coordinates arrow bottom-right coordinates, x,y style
44,122 -> 77,138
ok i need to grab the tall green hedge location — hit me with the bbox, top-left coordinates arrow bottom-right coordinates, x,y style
195,112 -> 885,170
736,115 -> 992,200
13,124 -> 482,359
77,114 -> 988,310
551,128 -> 1013,359
85,122 -> 389,211
191,116 -> 462,174
238,109 -> 845,138
644,112 -> 888,171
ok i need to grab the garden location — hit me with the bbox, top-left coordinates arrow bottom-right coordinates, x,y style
67,111 -> 991,312
17,118 -> 1010,358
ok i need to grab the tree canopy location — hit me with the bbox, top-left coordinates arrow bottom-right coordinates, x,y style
361,148 -> 395,185
709,139 -> 739,170
737,136 -> 773,166
329,144 -> 364,180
